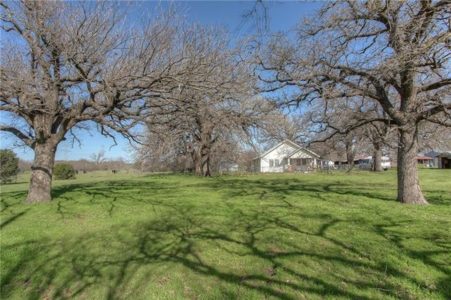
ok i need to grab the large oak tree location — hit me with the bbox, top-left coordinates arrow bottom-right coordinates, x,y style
256,0 -> 450,204
0,1 -> 188,202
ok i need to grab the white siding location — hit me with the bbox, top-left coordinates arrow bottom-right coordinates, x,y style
255,141 -> 319,173
290,149 -> 314,159
260,143 -> 297,172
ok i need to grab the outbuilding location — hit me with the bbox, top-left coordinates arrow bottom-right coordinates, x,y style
435,152 -> 451,169
424,151 -> 451,169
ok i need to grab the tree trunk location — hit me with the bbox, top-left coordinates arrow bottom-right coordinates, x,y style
191,150 -> 202,176
345,143 -> 355,172
372,143 -> 382,172
203,153 -> 211,177
26,142 -> 56,203
200,145 -> 212,177
397,127 -> 428,204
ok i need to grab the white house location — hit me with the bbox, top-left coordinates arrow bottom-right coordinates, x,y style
253,140 -> 321,173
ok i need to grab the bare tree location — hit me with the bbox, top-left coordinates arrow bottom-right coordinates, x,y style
135,125 -> 190,172
90,150 -> 106,166
417,121 -> 451,152
146,27 -> 272,176
307,97 -> 395,171
256,0 -> 450,204
258,113 -> 309,144
0,1 -> 189,202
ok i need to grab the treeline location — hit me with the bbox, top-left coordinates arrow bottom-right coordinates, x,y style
18,159 -> 132,173
135,134 -> 258,174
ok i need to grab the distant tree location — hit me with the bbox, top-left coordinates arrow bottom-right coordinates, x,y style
417,122 -> 451,153
54,164 -> 76,180
90,150 -> 106,166
18,159 -> 32,172
307,98 -> 394,172
257,114 -> 309,145
135,127 -> 187,172
0,149 -> 19,183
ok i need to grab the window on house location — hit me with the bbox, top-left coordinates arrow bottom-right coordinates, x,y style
269,159 -> 274,167
275,159 -> 279,166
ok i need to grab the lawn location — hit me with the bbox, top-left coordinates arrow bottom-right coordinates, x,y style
1,169 -> 450,299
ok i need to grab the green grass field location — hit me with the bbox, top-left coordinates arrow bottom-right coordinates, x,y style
1,170 -> 450,299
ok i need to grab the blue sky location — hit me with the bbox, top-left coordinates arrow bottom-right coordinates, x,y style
0,1 -> 323,162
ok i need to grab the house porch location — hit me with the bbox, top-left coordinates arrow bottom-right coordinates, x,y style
286,158 -> 317,172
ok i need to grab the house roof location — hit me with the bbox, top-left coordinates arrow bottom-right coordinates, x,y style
437,152 -> 451,158
287,147 -> 321,159
416,155 -> 433,160
253,139 -> 320,159
423,150 -> 451,158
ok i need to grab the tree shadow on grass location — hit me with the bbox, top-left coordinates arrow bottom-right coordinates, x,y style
196,176 -> 450,206
1,176 -> 450,299
0,192 -> 29,229
1,192 -> 27,212
0,210 -> 28,229
1,198 -> 450,299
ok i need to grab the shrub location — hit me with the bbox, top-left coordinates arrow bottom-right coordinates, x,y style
54,163 -> 76,180
0,149 -> 19,183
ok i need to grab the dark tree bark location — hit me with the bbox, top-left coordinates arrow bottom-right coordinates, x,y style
372,143 -> 382,172
190,149 -> 202,176
25,111 -> 63,203
397,126 -> 428,204
201,146 -> 212,177
26,142 -> 57,203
